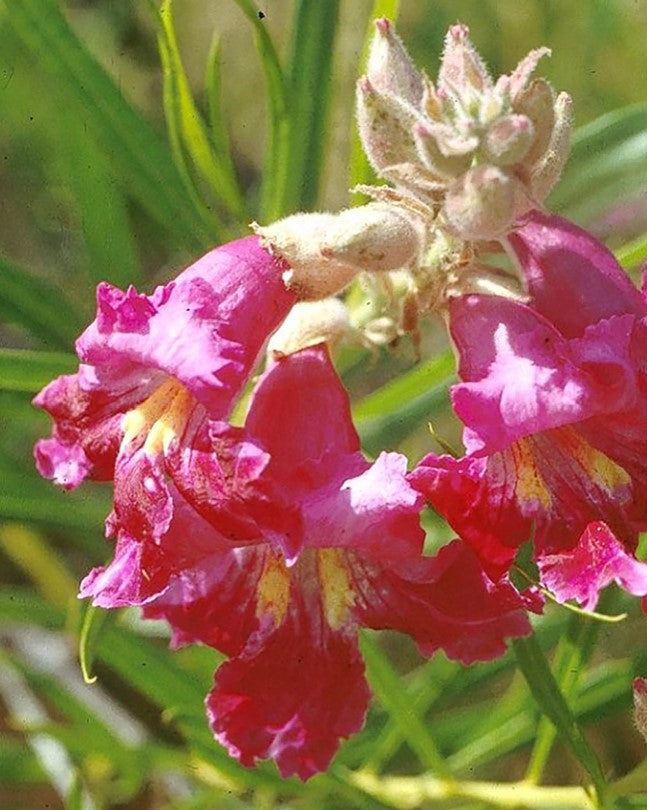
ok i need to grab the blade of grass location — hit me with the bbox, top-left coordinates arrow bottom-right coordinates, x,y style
205,34 -> 240,200
277,0 -> 340,215
156,0 -> 246,224
55,103 -> 142,288
550,103 -> 647,227
615,231 -> 647,269
512,634 -> 607,805
525,612 -> 600,784
352,351 -> 455,454
0,349 -> 76,393
0,256 -> 83,348
4,0 -> 216,253
349,0 -> 402,204
0,469 -> 110,531
359,632 -> 454,780
232,0 -> 288,222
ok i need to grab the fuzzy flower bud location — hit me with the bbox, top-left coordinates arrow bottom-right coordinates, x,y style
443,166 -> 520,241
356,19 -> 573,243
367,18 -> 424,106
267,298 -> 351,357
483,114 -> 535,166
254,203 -> 421,300
356,77 -> 420,173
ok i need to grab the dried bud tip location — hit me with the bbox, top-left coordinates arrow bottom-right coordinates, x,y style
375,17 -> 390,34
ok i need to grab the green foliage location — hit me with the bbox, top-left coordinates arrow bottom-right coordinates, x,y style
1,2 -> 647,808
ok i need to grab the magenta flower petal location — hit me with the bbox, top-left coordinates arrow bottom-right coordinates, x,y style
351,540 -> 540,664
206,598 -> 369,781
538,522 -> 647,610
140,346 -> 536,778
79,533 -> 171,608
509,210 -> 646,338
33,373 -> 134,488
34,237 -> 296,495
408,453 -> 529,578
412,210 -> 647,611
449,294 -> 596,453
76,237 -> 295,415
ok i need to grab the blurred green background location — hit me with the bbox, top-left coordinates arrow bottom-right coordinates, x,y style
2,1 -> 647,808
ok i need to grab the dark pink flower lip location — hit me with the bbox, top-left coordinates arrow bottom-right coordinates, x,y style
33,237 -> 296,498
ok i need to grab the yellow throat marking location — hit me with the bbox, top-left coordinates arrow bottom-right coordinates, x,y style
318,548 -> 355,630
121,378 -> 194,456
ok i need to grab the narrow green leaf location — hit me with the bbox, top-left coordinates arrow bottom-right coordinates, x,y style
513,634 -> 607,803
525,613 -> 600,783
79,604 -> 112,685
156,0 -> 246,223
615,231 -> 647,269
349,0 -> 402,203
55,104 -> 141,288
0,524 -> 78,613
65,771 -> 84,810
0,348 -> 76,393
551,103 -> 647,227
366,654 -> 458,772
97,624 -> 301,792
205,34 -> 239,196
278,0 -> 340,214
0,256 -> 82,349
0,587 -> 65,630
0,469 -> 110,531
352,351 -> 455,454
360,632 -> 454,779
232,0 -> 288,221
4,0 -> 216,253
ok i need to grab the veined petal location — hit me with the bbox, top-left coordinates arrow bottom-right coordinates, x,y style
449,294 -> 596,453
350,540 -> 539,664
509,211 -> 646,338
206,596 -> 369,781
245,345 -> 360,468
538,522 -> 647,610
32,373 -> 138,486
76,237 -> 295,417
409,453 -> 528,578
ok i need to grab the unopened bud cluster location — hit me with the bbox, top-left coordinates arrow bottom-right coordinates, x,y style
255,20 -> 571,352
358,20 -> 572,241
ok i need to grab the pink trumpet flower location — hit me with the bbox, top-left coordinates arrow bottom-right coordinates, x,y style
410,211 -> 647,610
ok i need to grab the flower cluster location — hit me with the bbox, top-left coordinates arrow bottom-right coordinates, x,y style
33,19 -> 647,780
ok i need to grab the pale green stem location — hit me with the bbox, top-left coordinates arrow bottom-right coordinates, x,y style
348,770 -> 595,809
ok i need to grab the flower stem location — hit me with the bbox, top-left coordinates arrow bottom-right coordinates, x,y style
348,770 -> 595,809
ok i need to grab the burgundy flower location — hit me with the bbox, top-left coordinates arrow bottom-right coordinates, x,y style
83,346 -> 536,779
34,236 -> 296,543
410,210 -> 647,608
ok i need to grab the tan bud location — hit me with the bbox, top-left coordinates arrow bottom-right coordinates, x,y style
504,47 -> 551,100
529,91 -> 573,201
414,123 -> 474,179
356,76 -> 421,173
514,79 -> 556,165
442,165 -> 519,240
439,23 -> 492,94
483,114 -> 535,166
320,203 -> 421,273
367,18 -> 424,106
267,298 -> 351,357
254,204 -> 421,300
